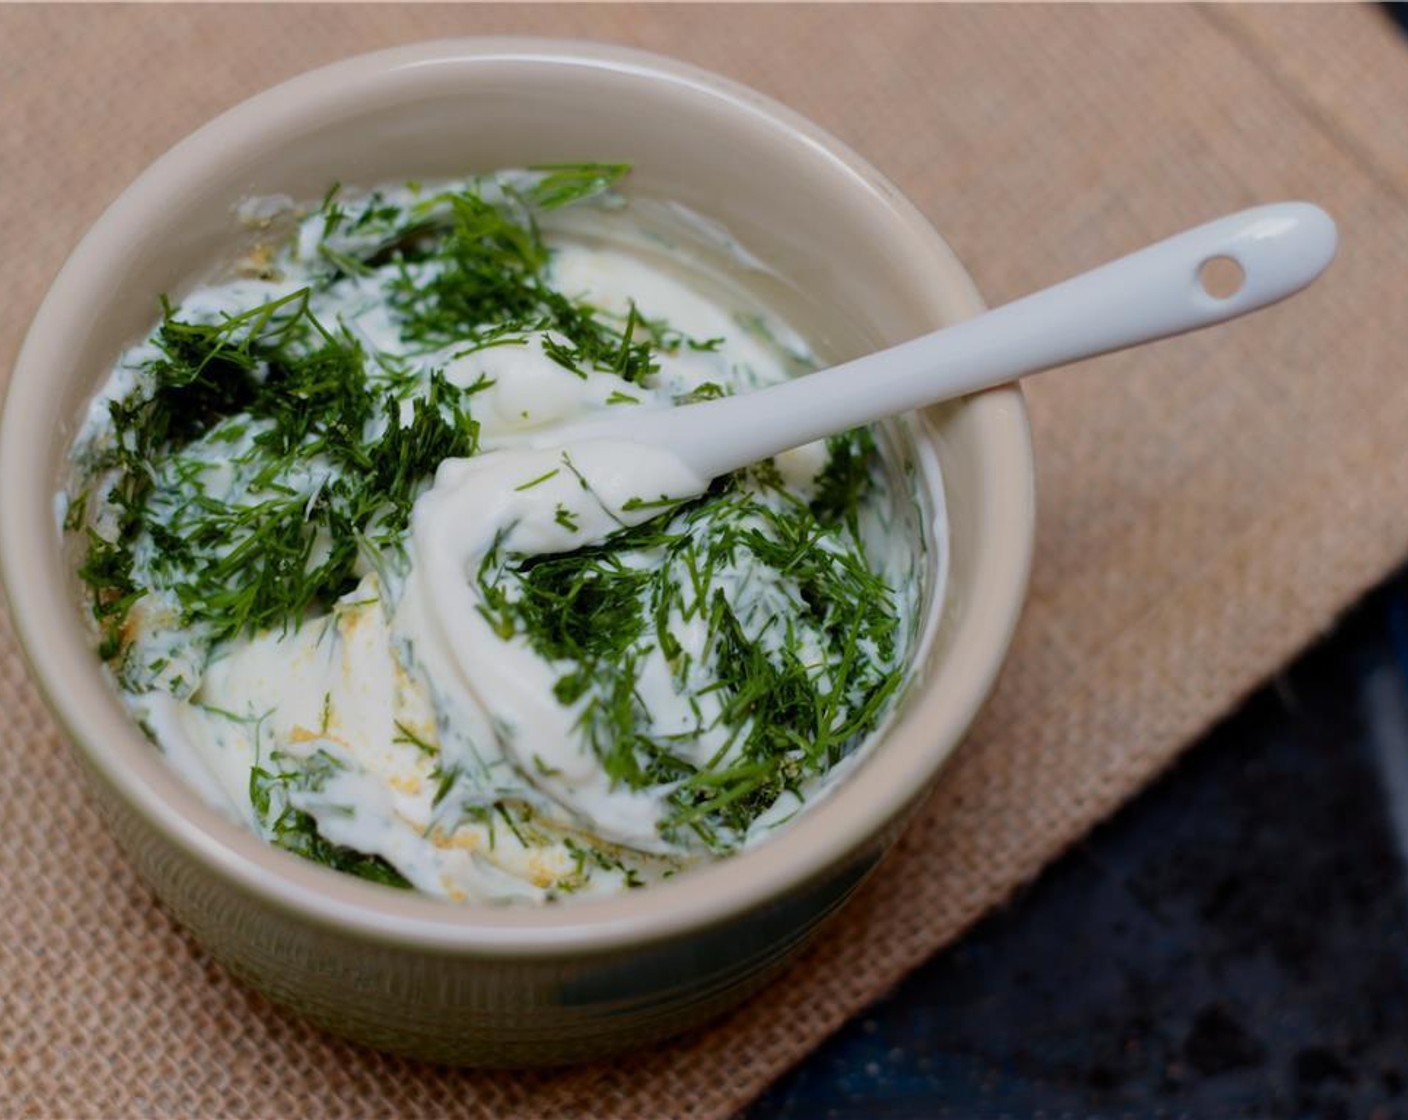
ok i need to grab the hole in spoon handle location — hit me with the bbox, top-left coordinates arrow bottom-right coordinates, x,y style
1174,202 -> 1338,325
1198,256 -> 1245,301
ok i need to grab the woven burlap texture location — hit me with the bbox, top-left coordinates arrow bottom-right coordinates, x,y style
4,5 -> 1406,1118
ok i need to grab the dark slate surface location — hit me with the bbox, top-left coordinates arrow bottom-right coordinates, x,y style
744,572 -> 1408,1119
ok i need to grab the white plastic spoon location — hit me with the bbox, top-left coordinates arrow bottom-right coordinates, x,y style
546,202 -> 1337,480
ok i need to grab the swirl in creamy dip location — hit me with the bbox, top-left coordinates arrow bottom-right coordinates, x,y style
62,167 -> 938,903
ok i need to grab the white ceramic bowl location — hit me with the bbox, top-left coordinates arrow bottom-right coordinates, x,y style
0,39 -> 1034,1064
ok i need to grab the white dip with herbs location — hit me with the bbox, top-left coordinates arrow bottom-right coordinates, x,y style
64,167 -> 938,903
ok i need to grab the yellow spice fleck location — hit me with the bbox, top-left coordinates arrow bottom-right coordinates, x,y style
525,856 -> 558,889
430,826 -> 480,852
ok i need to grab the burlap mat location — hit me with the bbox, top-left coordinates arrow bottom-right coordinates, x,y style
3,5 -> 1406,1117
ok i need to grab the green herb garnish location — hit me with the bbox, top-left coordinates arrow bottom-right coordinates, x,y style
250,750 -> 412,889
480,431 -> 901,851
70,164 -> 915,889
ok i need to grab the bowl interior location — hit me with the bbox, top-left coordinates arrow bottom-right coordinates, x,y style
0,39 -> 1033,950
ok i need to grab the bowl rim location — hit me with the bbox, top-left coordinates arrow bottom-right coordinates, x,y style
0,36 -> 1035,956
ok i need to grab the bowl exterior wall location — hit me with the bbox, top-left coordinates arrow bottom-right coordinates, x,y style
84,742 -> 883,1063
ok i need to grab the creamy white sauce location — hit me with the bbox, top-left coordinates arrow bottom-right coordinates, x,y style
66,177 -> 939,904
401,440 -> 709,855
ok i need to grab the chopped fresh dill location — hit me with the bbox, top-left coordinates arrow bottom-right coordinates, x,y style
515,468 -> 560,492
250,751 -> 412,889
480,433 -> 902,851
524,162 -> 630,211
554,504 -> 580,533
69,166 -> 695,886
67,164 -> 923,893
676,381 -> 727,405
393,721 -> 437,756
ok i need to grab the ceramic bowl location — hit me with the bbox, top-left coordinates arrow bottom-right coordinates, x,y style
0,38 -> 1034,1065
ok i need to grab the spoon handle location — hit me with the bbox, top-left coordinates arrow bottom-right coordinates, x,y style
573,202 -> 1337,482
